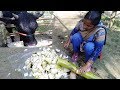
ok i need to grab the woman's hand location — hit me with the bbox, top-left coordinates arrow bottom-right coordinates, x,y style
79,60 -> 93,73
64,41 -> 70,48
79,65 -> 90,73
64,37 -> 71,48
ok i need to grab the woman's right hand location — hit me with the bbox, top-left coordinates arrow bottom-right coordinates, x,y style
64,41 -> 70,48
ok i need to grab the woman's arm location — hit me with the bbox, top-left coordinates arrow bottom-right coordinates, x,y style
70,28 -> 79,36
79,28 -> 106,73
88,28 -> 106,62
64,21 -> 81,48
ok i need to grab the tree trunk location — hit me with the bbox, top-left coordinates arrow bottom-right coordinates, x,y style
109,11 -> 117,28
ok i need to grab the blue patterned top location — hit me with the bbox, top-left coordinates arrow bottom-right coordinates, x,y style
70,20 -> 107,62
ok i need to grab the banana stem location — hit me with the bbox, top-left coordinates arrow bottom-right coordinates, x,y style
57,57 -> 101,79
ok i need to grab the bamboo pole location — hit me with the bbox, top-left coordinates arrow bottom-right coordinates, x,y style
57,57 -> 101,79
49,12 -> 70,31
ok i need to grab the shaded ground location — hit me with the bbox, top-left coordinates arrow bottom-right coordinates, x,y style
0,12 -> 120,79
0,48 -> 43,79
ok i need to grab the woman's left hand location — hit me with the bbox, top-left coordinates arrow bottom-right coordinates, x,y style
79,65 -> 90,73
79,60 -> 93,73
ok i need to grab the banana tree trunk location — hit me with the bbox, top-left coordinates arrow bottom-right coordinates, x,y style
57,57 -> 101,79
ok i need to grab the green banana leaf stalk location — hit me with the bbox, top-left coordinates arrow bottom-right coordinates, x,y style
57,57 -> 101,79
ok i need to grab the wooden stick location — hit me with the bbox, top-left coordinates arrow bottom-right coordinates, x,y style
49,12 -> 70,31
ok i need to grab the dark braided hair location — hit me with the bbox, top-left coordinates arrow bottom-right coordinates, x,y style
84,11 -> 104,26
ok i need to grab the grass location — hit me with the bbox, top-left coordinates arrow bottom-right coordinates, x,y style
93,23 -> 120,79
113,19 -> 120,27
36,24 -> 53,33
76,29 -> 120,78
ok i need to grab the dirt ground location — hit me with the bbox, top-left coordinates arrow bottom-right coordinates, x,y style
0,11 -> 119,79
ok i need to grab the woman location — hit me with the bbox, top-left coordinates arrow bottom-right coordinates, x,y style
64,11 -> 107,73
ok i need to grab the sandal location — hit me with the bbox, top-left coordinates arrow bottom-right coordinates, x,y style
72,53 -> 78,62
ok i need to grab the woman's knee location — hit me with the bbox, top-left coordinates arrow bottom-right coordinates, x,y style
71,33 -> 82,43
84,42 -> 95,53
